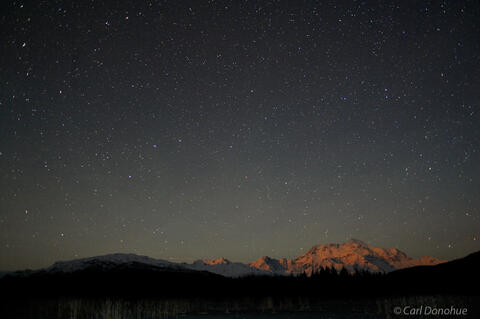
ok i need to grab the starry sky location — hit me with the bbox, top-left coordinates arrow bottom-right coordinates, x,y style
1,0 -> 479,271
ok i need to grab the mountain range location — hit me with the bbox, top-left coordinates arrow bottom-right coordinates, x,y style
2,239 -> 444,278
1,241 -> 478,318
185,239 -> 444,276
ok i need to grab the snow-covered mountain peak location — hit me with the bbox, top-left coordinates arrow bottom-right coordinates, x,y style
344,238 -> 369,247
291,240 -> 445,275
199,257 -> 231,265
249,256 -> 287,274
8,240 -> 445,279
46,253 -> 174,273
189,257 -> 270,277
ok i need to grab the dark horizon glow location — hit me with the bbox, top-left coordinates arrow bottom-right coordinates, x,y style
1,0 -> 479,271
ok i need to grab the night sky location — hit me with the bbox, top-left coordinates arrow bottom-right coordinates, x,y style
1,0 -> 479,271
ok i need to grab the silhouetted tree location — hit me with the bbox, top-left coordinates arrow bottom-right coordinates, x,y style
339,267 -> 349,278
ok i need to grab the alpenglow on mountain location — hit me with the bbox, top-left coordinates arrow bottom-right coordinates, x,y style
6,239 -> 444,278
248,239 -> 444,276
246,239 -> 444,276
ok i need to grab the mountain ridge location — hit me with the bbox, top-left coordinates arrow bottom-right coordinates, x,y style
2,239 -> 445,278
285,238 -> 443,275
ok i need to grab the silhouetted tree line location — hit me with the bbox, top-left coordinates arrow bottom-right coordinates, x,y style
1,265 -> 380,299
1,251 -> 479,300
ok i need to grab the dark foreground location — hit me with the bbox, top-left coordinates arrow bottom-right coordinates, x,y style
1,251 -> 479,318
1,295 -> 478,319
